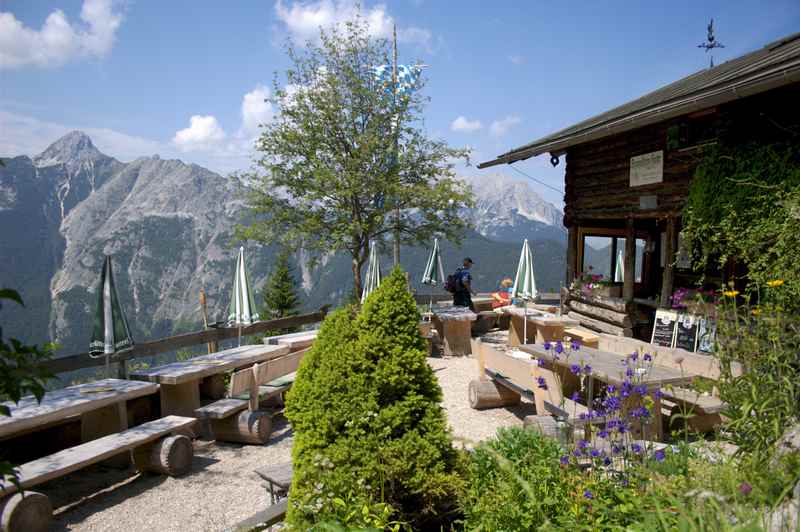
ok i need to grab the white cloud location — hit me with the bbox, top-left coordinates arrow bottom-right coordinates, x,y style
0,0 -> 123,70
274,0 -> 432,50
0,109 -> 162,161
173,115 -> 227,152
239,85 -> 273,137
509,54 -> 525,65
489,115 -> 521,137
450,116 -> 482,133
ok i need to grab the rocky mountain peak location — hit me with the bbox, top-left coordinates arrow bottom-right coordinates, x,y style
34,131 -> 103,167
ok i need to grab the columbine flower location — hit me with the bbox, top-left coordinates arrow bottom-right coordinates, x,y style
590,449 -> 601,458
631,443 -> 642,454
654,449 -> 666,462
630,352 -> 639,361
570,364 -> 581,375
583,489 -> 593,500
571,340 -> 580,351
544,341 -> 552,351
571,391 -> 581,401
560,455 -> 570,465
578,439 -> 589,450
573,448 -> 582,457
607,385 -> 617,394
634,384 -> 648,396
598,430 -> 609,439
603,457 -> 612,466
738,482 -> 752,495
554,341 -> 564,354
654,389 -> 663,399
625,367 -> 634,378
767,279 -> 784,288
643,353 -> 652,362
611,444 -> 623,455
583,365 -> 592,375
536,376 -> 548,390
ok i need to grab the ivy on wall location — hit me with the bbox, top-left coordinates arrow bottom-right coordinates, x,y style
681,141 -> 800,304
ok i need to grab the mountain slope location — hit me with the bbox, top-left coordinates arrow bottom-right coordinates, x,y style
0,132 -> 566,355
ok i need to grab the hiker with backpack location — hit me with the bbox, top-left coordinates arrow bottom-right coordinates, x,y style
445,257 -> 477,311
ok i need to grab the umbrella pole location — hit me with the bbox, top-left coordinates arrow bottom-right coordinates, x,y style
238,325 -> 242,347
523,300 -> 528,345
105,353 -> 110,379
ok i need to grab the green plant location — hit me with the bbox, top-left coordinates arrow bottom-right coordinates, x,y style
715,283 -> 800,459
236,16 -> 473,298
261,250 -> 301,338
0,289 -> 54,487
285,268 -> 460,530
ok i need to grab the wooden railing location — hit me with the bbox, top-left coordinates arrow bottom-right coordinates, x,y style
41,307 -> 330,376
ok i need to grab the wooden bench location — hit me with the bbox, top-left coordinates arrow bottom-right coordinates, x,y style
195,349 -> 307,444
563,327 -> 599,349
0,415 -> 195,532
254,462 -> 293,504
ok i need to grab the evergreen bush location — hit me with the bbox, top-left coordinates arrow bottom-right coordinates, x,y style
261,250 -> 301,338
285,268 -> 460,530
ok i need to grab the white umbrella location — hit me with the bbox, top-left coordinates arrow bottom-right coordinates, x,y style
510,239 -> 538,344
361,241 -> 382,304
614,247 -> 625,283
89,256 -> 134,377
227,246 -> 260,346
421,238 -> 445,312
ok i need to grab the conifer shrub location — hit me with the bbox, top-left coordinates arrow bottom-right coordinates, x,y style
285,268 -> 461,530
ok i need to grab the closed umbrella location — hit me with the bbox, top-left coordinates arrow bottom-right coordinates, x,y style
614,247 -> 625,283
361,241 -> 382,304
421,238 -> 445,312
89,256 -> 134,377
510,239 -> 538,344
227,246 -> 260,346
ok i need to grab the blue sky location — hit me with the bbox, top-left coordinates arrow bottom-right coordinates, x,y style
1,0 -> 798,207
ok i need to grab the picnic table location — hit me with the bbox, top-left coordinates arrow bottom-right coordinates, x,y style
0,378 -> 158,443
430,306 -> 477,356
499,306 -> 579,346
522,344 -> 696,441
130,344 -> 289,417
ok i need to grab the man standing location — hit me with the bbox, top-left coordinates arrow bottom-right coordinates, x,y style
453,257 -> 476,311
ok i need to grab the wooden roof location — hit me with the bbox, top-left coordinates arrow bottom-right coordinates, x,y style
479,32 -> 800,168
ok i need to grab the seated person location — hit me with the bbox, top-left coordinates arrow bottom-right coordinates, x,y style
491,278 -> 514,309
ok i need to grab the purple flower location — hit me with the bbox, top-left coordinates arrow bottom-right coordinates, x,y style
625,367 -> 634,378
654,449 -> 666,462
570,364 -> 581,375
630,352 -> 639,361
573,448 -> 582,457
590,449 -> 601,458
571,340 -> 581,351
571,391 -> 581,401
618,424 -> 628,434
560,455 -> 570,465
578,439 -> 589,450
739,482 -> 752,496
634,384 -> 648,396
536,376 -> 548,390
554,341 -> 564,354
612,444 -> 623,455
598,430 -> 609,439
654,389 -> 663,400
607,385 -> 617,394
544,341 -> 552,351
583,365 -> 592,375
603,456 -> 612,466
583,489 -> 593,500
643,353 -> 652,362
579,412 -> 587,421
604,396 -> 621,411
631,443 -> 643,454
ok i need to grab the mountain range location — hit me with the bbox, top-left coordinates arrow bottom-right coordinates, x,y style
0,132 -> 566,356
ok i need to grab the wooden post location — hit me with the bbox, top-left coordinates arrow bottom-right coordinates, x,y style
199,289 -> 218,354
660,217 -> 677,308
566,225 -> 578,285
623,217 -> 636,302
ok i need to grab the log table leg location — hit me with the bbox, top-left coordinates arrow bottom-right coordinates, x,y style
133,434 -> 193,476
81,401 -> 130,467
534,324 -> 565,344
441,320 -> 473,356
508,315 -> 525,347
469,379 -> 521,410
199,374 -> 227,400
210,411 -> 273,444
0,491 -> 51,532
159,381 -> 201,418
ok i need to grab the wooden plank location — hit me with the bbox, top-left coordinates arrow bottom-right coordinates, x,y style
0,415 -> 196,496
228,499 -> 288,532
483,345 -> 536,392
0,379 -> 158,440
567,310 -> 630,337
254,462 -> 293,490
254,349 -> 307,385
568,300 -> 633,327
566,225 -> 577,284
267,331 -> 318,351
623,218 -> 635,302
41,310 -> 327,375
130,344 -> 290,385
195,398 -> 248,420
660,217 -> 677,309
569,292 -> 630,313
659,388 -> 725,414
522,344 -> 695,388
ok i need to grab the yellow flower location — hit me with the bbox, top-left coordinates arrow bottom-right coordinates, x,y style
723,290 -> 739,297
751,308 -> 761,316
767,279 -> 784,288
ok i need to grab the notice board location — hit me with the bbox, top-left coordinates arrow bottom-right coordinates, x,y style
651,309 -> 678,347
674,313 -> 699,351
696,317 -> 716,354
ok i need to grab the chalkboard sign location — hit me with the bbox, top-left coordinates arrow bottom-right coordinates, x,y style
696,317 -> 716,354
674,313 -> 699,351
651,310 -> 678,347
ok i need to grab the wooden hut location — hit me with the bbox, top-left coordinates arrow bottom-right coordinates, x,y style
479,33 -> 800,340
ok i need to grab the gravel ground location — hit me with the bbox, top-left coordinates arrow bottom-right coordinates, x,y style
48,355 -> 534,531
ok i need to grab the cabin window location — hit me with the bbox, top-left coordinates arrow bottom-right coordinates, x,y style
581,235 -> 646,283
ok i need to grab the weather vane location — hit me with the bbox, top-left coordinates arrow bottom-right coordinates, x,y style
698,18 -> 725,68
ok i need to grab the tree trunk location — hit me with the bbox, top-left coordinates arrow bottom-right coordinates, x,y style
352,256 -> 363,301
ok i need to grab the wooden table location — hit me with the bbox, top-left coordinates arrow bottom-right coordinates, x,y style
431,307 -> 477,356
522,344 -> 695,441
130,344 -> 289,417
500,306 -> 579,346
0,379 -> 158,444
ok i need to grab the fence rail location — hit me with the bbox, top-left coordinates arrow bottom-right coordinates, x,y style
41,307 -> 329,375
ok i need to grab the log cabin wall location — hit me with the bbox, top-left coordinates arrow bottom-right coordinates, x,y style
561,83 -> 800,338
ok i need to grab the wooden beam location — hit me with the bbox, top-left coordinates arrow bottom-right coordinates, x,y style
566,225 -> 578,284
567,300 -> 632,328
623,217 -> 636,302
660,217 -> 677,308
41,309 -> 328,375
566,311 -> 630,337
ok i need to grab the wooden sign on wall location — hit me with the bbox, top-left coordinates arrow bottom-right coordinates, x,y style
674,313 -> 699,351
651,309 -> 678,347
630,150 -> 664,187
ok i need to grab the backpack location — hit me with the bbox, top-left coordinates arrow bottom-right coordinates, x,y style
444,270 -> 464,294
